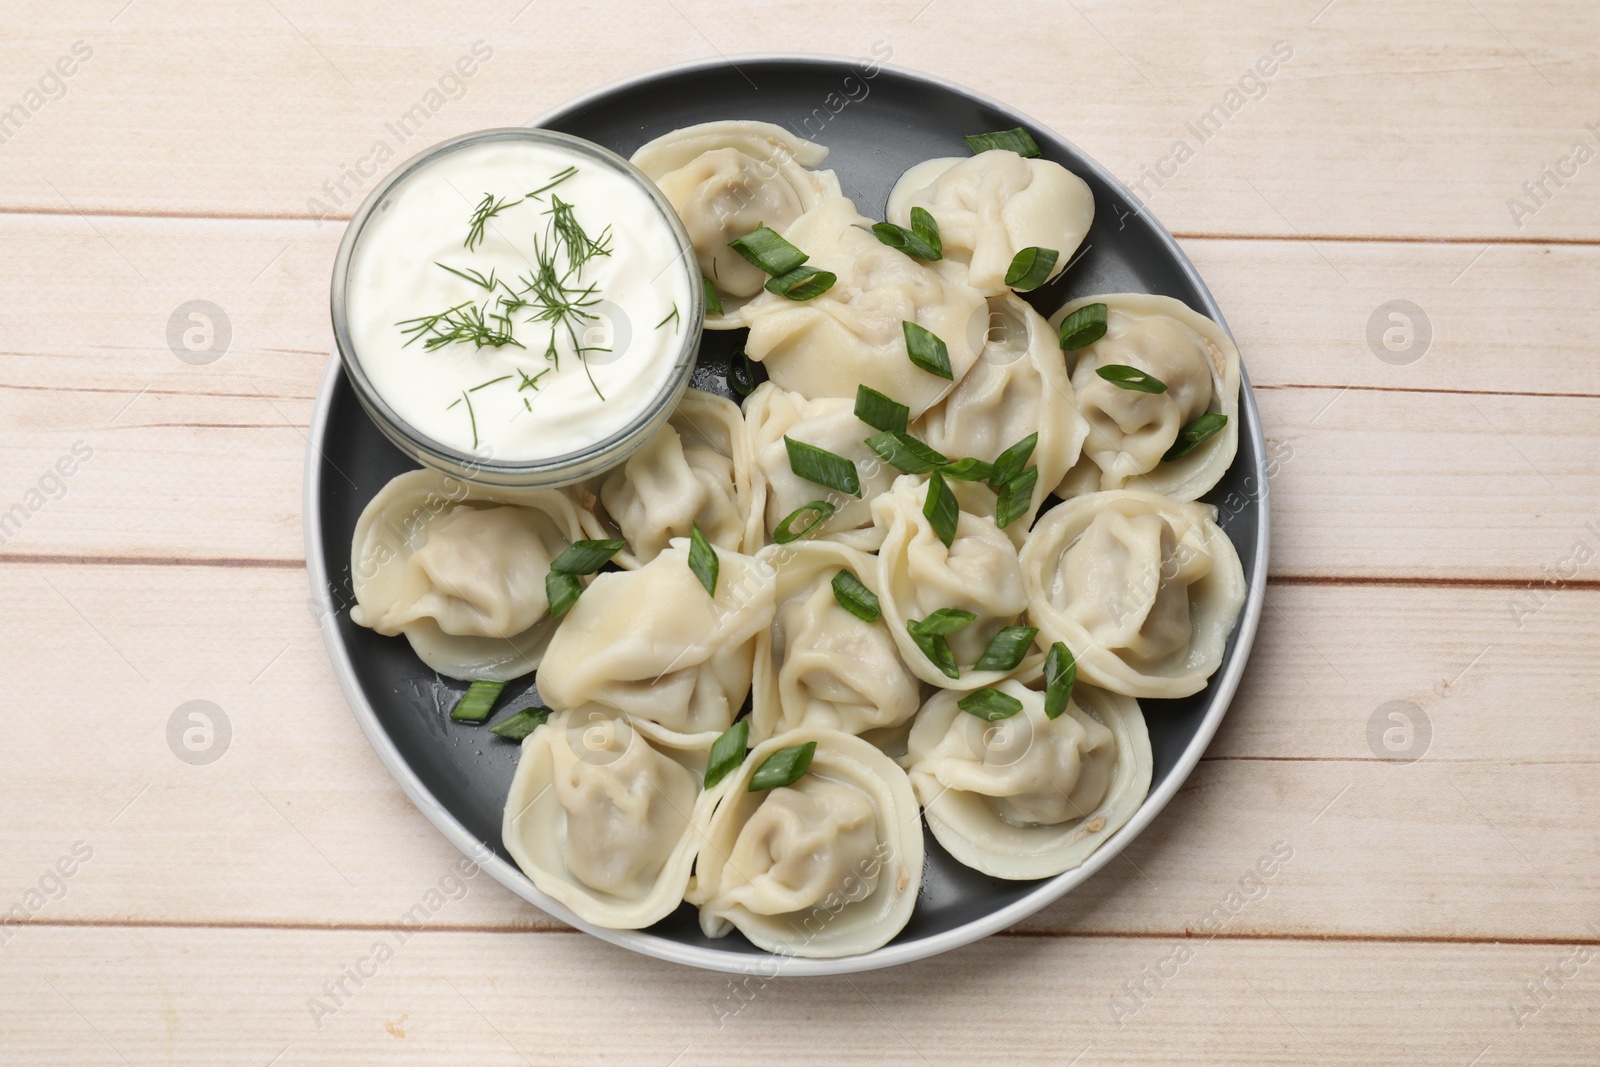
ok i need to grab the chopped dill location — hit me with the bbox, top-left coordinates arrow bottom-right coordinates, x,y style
464,192 -> 521,252
655,303 -> 680,332
528,165 -> 578,200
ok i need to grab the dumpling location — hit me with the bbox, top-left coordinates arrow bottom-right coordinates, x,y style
739,197 -> 988,417
631,120 -> 840,329
1049,293 -> 1241,502
749,540 -> 922,745
687,728 -> 923,958
349,469 -> 585,681
502,709 -> 733,929
1019,489 -> 1246,698
870,474 -> 1033,691
742,382 -> 899,552
904,677 -> 1151,879
885,150 -> 1094,296
572,389 -> 751,567
535,538 -> 776,733
915,293 -> 1087,541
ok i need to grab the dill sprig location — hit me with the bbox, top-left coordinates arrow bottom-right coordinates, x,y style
436,262 -> 498,290
465,192 -> 521,251
528,165 -> 577,200
546,195 -> 613,272
655,304 -> 680,332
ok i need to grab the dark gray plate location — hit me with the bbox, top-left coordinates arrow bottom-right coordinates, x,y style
305,55 -> 1269,975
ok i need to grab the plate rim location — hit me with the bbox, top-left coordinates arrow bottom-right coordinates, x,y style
303,52 -> 1272,977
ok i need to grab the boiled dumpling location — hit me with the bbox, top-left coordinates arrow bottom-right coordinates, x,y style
1049,293 -> 1241,502
631,120 -> 841,329
502,709 -> 733,929
885,150 -> 1094,296
742,382 -> 899,552
739,197 -> 988,417
572,389 -> 751,567
749,540 -> 922,745
1019,489 -> 1246,698
687,728 -> 923,958
915,293 -> 1087,541
535,538 -> 775,733
349,469 -> 585,681
870,474 -> 1033,691
904,677 -> 1151,879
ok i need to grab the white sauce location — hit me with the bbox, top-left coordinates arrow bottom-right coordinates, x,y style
346,138 -> 694,461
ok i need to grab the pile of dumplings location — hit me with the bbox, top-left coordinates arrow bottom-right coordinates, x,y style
348,120 -> 1248,960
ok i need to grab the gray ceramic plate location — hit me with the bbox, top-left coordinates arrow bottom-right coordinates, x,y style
304,55 -> 1269,976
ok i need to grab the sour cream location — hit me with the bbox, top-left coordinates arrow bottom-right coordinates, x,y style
343,134 -> 696,463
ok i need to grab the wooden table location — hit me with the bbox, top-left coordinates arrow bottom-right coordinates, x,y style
4,1 -> 1596,1062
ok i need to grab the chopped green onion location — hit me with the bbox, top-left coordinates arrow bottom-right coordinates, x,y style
1058,302 -> 1109,350
1096,364 -> 1168,393
987,433 -> 1039,489
994,466 -> 1038,529
910,207 -> 942,253
1044,641 -> 1077,719
865,430 -> 949,475
772,500 -> 836,544
854,385 -> 910,434
749,741 -> 817,792
909,608 -> 978,636
489,706 -> 550,741
831,569 -> 882,623
703,276 -> 723,315
940,456 -> 996,482
974,625 -> 1039,672
964,127 -> 1042,158
449,679 -> 505,723
546,570 -> 584,617
870,221 -> 942,261
1004,246 -> 1059,291
1163,413 -> 1229,462
784,437 -> 861,497
727,347 -> 759,397
688,522 -> 719,596
958,687 -> 1025,721
704,719 -> 749,789
906,608 -> 976,680
729,224 -> 808,276
903,320 -> 953,379
923,469 -> 960,547
550,539 -> 626,575
765,265 -> 836,301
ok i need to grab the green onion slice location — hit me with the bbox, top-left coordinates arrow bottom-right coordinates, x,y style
784,436 -> 861,497
909,630 -> 959,679
1096,364 -> 1168,393
449,679 -> 505,723
964,127 -> 1042,158
923,469 -> 960,547
749,741 -> 817,792
488,706 -> 550,741
910,207 -> 941,252
831,568 -> 882,623
546,570 -> 584,618
903,320 -> 954,379
765,266 -> 836,301
1043,641 -> 1077,719
865,430 -> 949,475
704,719 -> 749,789
958,687 -> 1025,721
727,347 -> 760,397
909,608 -> 978,637
871,221 -> 941,261
1004,246 -> 1059,291
974,625 -> 1039,672
703,276 -> 723,315
987,433 -> 1039,489
994,466 -> 1039,529
772,500 -> 836,544
728,224 -> 808,276
688,522 -> 719,596
550,539 -> 626,575
940,456 -> 996,482
854,385 -> 910,434
1058,302 -> 1109,350
1163,413 -> 1229,462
